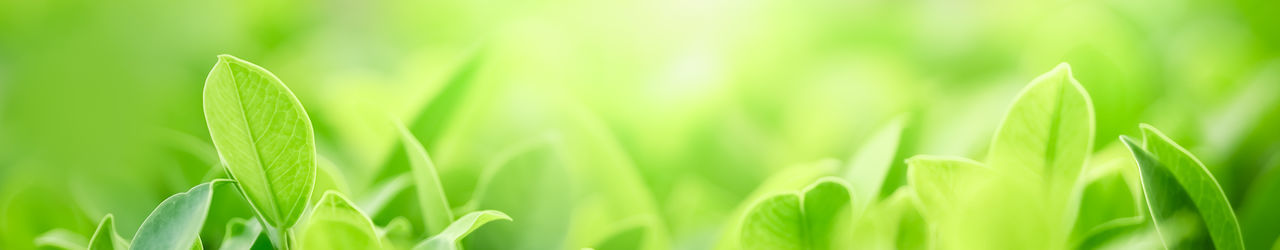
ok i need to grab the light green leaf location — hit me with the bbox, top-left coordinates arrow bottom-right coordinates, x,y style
412,210 -> 512,250
217,218 -> 261,250
1121,124 -> 1245,249
131,180 -> 232,250
203,54 -> 317,229
395,122 -> 453,236
88,214 -> 129,250
464,140 -> 573,249
842,117 -> 905,206
192,237 -> 203,250
739,177 -> 855,250
378,217 -> 413,250
905,155 -> 991,219
987,63 -> 1094,234
299,191 -> 381,250
34,229 -> 88,250
357,174 -> 411,217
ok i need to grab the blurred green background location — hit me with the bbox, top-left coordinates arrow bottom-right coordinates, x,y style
2,0 -> 1279,249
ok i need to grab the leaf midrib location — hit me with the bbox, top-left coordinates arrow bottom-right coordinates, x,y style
226,61 -> 285,223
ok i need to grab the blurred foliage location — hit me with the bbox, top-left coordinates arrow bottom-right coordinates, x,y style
2,0 -> 1279,248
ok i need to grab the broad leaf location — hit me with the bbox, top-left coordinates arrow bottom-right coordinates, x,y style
739,177 -> 855,250
905,155 -> 991,219
1121,124 -> 1245,249
412,210 -> 511,250
987,63 -> 1094,232
203,54 -> 317,229
217,218 -> 261,250
842,117 -> 905,206
131,180 -> 231,250
299,191 -> 381,250
396,122 -> 453,235
88,214 -> 129,250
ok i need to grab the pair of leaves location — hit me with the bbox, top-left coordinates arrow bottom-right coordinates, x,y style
1120,124 -> 1244,249
203,54 -> 317,232
738,177 -> 855,250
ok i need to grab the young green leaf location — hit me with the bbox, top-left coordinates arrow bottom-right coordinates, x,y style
1121,124 -> 1245,249
131,180 -> 232,250
842,117 -> 905,206
203,54 -> 317,229
395,122 -> 453,236
412,210 -> 512,250
217,218 -> 261,250
987,62 -> 1095,182
905,155 -> 991,219
739,177 -> 855,250
299,191 -> 381,250
378,217 -> 413,250
88,214 -> 129,250
985,63 -> 1094,243
34,229 -> 88,250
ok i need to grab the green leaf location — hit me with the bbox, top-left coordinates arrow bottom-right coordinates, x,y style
34,229 -> 88,250
842,117 -> 905,206
395,122 -> 454,236
88,214 -> 129,250
131,180 -> 232,250
1120,124 -> 1245,249
299,191 -> 381,250
905,155 -> 991,219
378,217 -> 413,250
203,54 -> 317,229
1241,159 -> 1280,250
739,177 -> 855,250
987,63 -> 1094,223
412,210 -> 512,250
217,218 -> 261,250
463,140 -> 573,249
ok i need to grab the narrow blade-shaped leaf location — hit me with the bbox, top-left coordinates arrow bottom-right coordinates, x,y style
1121,124 -> 1245,249
131,180 -> 232,250
299,191 -> 381,250
217,218 -> 261,250
203,54 -> 317,229
842,117 -> 905,205
396,122 -> 453,236
88,215 -> 129,250
413,210 -> 511,250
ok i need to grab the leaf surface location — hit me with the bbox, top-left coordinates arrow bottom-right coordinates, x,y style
131,180 -> 231,250
299,191 -> 381,250
739,178 -> 855,250
1121,125 -> 1245,249
203,54 -> 317,229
